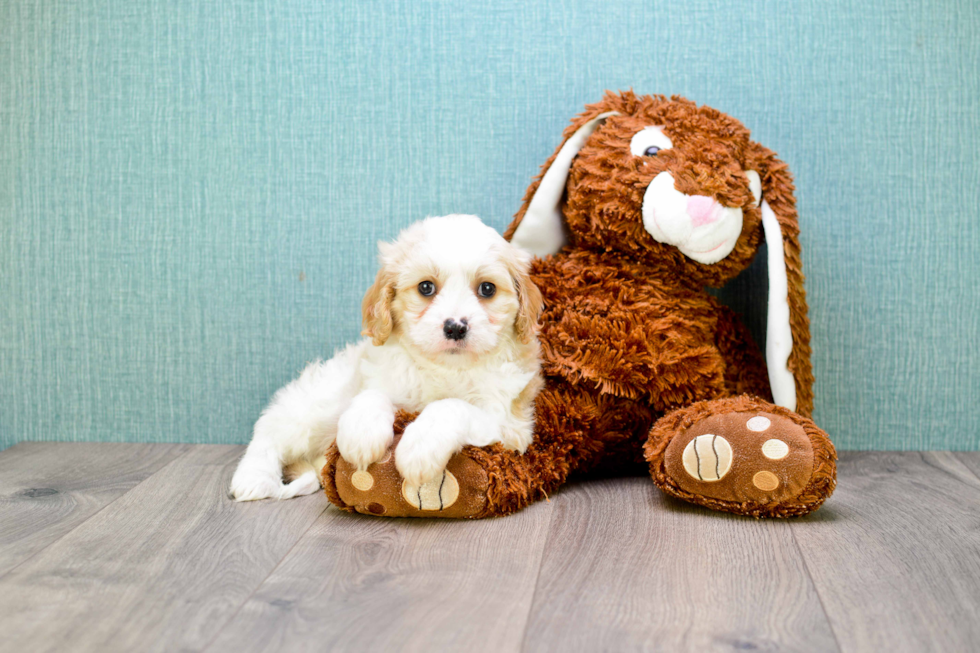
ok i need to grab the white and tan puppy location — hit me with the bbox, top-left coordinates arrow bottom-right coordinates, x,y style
230,214 -> 543,501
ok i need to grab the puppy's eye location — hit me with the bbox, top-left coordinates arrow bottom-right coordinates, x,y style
418,281 -> 436,297
643,146 -> 660,156
477,282 -> 496,298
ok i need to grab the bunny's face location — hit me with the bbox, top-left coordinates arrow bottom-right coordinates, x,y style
562,96 -> 765,286
507,91 -> 812,416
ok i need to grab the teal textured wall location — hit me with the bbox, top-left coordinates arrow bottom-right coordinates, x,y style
2,0 -> 978,451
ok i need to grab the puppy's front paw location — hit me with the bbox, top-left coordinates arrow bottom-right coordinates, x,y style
324,409 -> 494,518
336,406 -> 395,470
229,469 -> 281,502
395,415 -> 459,486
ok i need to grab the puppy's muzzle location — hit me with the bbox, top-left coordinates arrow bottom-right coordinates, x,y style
443,318 -> 468,341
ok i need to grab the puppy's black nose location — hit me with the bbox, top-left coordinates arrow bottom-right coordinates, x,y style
443,318 -> 468,341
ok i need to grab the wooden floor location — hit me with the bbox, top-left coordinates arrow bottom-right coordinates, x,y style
1,444 -> 978,653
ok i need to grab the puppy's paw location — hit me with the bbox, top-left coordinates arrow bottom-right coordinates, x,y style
230,469 -> 281,502
280,470 -> 322,499
336,406 -> 395,470
395,415 -> 459,486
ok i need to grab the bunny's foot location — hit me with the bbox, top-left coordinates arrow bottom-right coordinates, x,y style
321,410 -> 541,519
322,437 -> 493,518
644,395 -> 837,518
323,408 -> 501,520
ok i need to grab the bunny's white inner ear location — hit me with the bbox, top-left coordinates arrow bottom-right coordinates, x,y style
511,111 -> 620,256
761,199 -> 797,412
746,170 -> 762,207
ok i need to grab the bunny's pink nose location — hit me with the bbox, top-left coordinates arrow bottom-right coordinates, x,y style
687,196 -> 721,227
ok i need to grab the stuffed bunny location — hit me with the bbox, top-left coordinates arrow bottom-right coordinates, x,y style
324,91 -> 836,518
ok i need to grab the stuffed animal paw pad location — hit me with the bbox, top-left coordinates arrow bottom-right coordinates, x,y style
402,470 -> 460,511
323,435 -> 491,519
664,411 -> 815,506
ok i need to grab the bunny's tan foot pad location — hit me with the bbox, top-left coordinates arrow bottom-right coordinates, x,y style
644,396 -> 837,518
321,438 -> 490,519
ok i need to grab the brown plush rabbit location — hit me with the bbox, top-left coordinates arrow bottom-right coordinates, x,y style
324,91 -> 836,518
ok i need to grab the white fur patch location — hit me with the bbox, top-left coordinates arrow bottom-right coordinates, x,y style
229,215 -> 542,501
641,172 -> 744,264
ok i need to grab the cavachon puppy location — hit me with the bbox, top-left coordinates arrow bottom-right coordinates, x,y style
324,91 -> 836,519
230,214 -> 543,503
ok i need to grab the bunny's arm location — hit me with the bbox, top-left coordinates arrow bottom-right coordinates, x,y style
531,251 -> 730,411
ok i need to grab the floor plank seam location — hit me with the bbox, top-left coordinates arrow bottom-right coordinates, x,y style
957,453 -> 980,485
0,446 -> 194,584
198,503 -> 331,653
517,497 -> 559,653
788,523 -> 844,653
930,451 -> 980,489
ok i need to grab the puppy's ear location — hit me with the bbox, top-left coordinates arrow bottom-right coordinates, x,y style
504,247 -> 544,344
361,244 -> 396,346
504,91 -> 630,256
746,142 -> 814,418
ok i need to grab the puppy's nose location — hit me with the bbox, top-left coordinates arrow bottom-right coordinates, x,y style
443,318 -> 468,341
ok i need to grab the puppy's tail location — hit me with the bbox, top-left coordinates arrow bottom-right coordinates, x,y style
229,441 -> 321,501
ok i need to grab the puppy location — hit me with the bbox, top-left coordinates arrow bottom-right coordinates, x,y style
230,214 -> 544,501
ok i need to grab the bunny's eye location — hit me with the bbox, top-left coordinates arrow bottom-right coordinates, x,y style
630,126 -> 673,158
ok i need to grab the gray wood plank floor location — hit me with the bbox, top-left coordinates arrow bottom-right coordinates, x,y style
0,443 -> 978,653
0,442 -> 190,578
522,479 -> 838,652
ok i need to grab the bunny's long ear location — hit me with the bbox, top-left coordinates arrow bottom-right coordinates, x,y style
749,145 -> 815,418
504,110 -> 619,255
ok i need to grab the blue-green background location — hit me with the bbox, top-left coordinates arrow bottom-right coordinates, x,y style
2,0 -> 978,452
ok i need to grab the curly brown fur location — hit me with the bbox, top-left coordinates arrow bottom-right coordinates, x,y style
321,443 -> 355,513
471,380 -> 659,516
530,249 -> 769,409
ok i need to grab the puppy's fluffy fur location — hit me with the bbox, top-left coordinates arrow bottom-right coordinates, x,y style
230,214 -> 543,501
